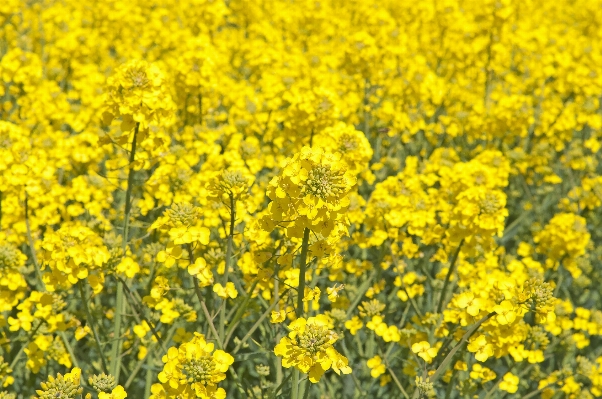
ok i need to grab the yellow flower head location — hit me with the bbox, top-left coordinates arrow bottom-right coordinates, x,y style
152,333 -> 234,399
102,60 -> 175,129
35,368 -> 82,399
411,341 -> 438,363
274,315 -> 351,382
264,147 -> 356,238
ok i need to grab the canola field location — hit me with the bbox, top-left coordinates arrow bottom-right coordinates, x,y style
1,0 -> 602,398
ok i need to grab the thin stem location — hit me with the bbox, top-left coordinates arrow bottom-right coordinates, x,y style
144,350 -> 154,399
224,279 -> 259,347
430,312 -> 494,385
437,239 -> 464,314
117,275 -> 167,353
345,268 -> 377,319
296,228 -> 310,318
219,194 -> 236,342
58,331 -> 80,370
384,358 -> 410,399
191,275 -> 224,349
273,262 -> 283,388
2,321 -> 44,386
232,292 -> 284,354
78,281 -> 108,373
24,194 -> 44,290
291,370 -> 300,399
301,379 -> 310,399
110,122 -> 139,383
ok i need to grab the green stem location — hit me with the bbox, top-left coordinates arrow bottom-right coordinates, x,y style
430,312 -> 494,385
219,194 -> 235,343
384,357 -> 410,399
144,351 -> 153,399
110,122 -> 139,383
58,331 -> 79,370
2,321 -> 43,386
224,279 -> 259,346
345,268 -> 377,319
296,228 -> 310,318
436,239 -> 464,314
300,379 -> 309,399
291,370 -> 300,399
273,262 -> 283,388
78,281 -> 108,373
24,194 -> 44,291
232,291 -> 285,354
192,276 -> 224,349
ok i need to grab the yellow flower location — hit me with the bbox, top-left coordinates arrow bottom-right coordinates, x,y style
534,213 -> 590,262
270,310 -> 287,324
213,282 -> 238,299
411,341 -> 438,363
74,326 -> 91,341
494,300 -> 517,325
102,60 -> 175,130
470,364 -> 496,382
98,385 -> 127,399
151,333 -> 234,399
326,284 -> 344,302
499,372 -> 519,393
366,355 -> 386,378
263,147 -> 356,238
274,316 -> 351,382
188,257 -> 214,287
344,316 -> 363,335
467,335 -> 494,362
303,287 -> 321,302
35,368 -> 82,399
454,291 -> 483,317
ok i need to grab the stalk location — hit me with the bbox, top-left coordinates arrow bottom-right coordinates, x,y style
110,122 -> 139,382
296,228 -> 310,318
24,194 -> 44,291
219,193 -> 235,342
436,239 -> 464,314
291,370 -> 300,399
291,227 -> 310,399
144,352 -> 153,399
78,281 -> 108,373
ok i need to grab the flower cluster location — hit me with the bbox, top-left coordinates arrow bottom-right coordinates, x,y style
151,333 -> 234,399
274,316 -> 351,382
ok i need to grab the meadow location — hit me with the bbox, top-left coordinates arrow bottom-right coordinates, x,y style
1,0 -> 602,398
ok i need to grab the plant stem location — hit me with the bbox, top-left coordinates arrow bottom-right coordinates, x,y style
232,291 -> 285,354
58,331 -> 80,370
24,194 -> 44,291
144,351 -> 153,399
436,239 -> 464,314
110,122 -> 139,383
290,227 -> 311,399
384,357 -> 410,399
219,194 -> 235,343
291,370 -> 300,399
2,321 -> 43,387
296,228 -> 310,318
273,262 -> 283,388
78,281 -> 108,373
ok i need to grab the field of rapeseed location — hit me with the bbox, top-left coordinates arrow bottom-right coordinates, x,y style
1,0 -> 602,398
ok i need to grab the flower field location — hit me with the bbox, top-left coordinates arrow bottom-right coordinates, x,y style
2,0 -> 602,398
